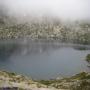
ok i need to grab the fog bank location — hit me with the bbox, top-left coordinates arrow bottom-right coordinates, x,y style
0,0 -> 90,21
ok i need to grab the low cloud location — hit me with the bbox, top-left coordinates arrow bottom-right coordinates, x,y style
0,0 -> 90,20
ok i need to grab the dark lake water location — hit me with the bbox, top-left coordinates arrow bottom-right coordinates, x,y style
0,40 -> 90,80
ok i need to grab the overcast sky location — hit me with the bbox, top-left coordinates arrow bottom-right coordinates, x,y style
0,0 -> 90,20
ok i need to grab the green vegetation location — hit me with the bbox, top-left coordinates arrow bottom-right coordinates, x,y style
70,72 -> 90,80
86,54 -> 90,62
71,80 -> 90,90
39,72 -> 90,90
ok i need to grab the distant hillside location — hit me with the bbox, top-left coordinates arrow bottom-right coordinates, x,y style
0,17 -> 90,44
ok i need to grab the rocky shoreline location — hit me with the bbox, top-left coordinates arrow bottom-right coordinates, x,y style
0,71 -> 90,90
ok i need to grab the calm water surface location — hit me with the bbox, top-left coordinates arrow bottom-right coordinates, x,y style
0,40 -> 90,80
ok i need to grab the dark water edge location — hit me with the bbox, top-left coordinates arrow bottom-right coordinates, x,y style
0,38 -> 90,45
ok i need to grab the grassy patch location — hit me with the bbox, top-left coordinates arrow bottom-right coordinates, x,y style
86,54 -> 90,62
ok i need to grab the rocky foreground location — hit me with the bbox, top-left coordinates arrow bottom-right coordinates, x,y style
0,71 -> 90,90
0,71 -> 58,90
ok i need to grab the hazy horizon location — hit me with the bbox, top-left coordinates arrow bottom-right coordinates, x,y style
0,0 -> 90,21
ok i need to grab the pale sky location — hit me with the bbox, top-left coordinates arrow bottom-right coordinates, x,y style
0,0 -> 90,20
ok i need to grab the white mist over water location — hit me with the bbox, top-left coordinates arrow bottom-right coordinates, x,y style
0,0 -> 90,20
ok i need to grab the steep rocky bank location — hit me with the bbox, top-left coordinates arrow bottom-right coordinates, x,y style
0,71 -> 57,90
0,19 -> 90,44
0,71 -> 90,90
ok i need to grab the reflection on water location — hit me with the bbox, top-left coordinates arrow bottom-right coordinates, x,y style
0,43 -> 18,61
0,40 -> 90,79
